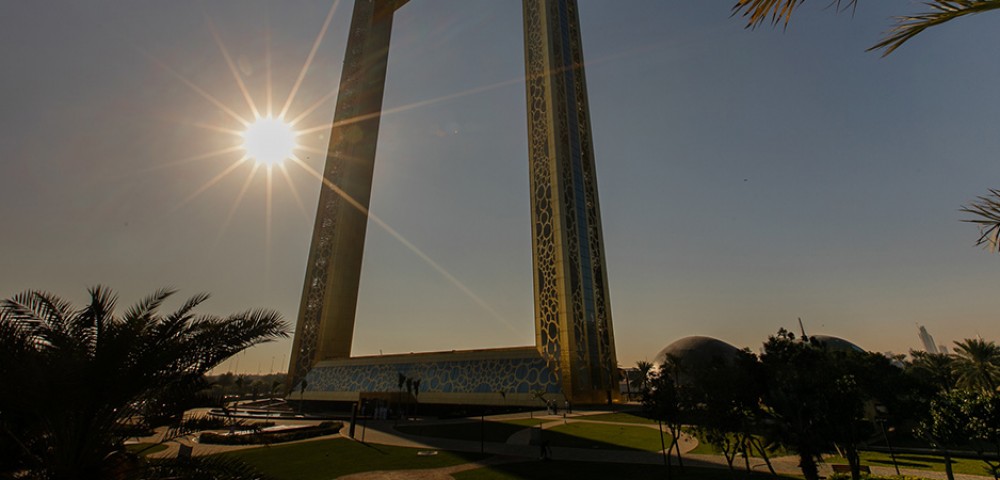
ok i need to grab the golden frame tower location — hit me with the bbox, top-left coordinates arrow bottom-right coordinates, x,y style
288,0 -> 618,404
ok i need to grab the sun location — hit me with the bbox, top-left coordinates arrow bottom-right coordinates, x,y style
242,116 -> 297,166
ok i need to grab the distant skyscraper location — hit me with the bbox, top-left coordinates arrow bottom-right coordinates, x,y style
918,325 -> 939,354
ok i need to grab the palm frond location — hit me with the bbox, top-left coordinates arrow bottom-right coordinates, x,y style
732,0 -> 857,29
188,309 -> 288,372
80,285 -> 118,355
1,291 -> 87,354
869,1 -> 1000,56
164,291 -> 210,325
1,290 -> 72,330
960,188 -> 1000,252
123,287 -> 176,324
2,286 -> 289,479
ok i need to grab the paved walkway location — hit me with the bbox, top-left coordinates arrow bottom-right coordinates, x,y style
342,413 -> 992,480
142,409 -> 992,480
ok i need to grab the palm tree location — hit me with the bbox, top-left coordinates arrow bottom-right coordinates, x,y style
908,350 -> 957,392
732,0 -> 1000,248
733,0 -> 1000,55
961,190 -> 1000,252
0,286 -> 288,479
951,338 -> 1000,391
633,360 -> 654,393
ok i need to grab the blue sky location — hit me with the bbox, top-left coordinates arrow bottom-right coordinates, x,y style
3,1 -> 1000,373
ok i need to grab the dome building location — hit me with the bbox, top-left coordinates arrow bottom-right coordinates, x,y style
807,334 -> 865,353
654,336 -> 742,368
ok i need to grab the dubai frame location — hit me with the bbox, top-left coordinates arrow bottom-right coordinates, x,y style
287,0 -> 618,406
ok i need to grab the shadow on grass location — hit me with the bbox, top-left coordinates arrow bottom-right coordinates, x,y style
453,460 -> 799,480
397,421 -> 529,443
867,458 -> 932,468
542,422 -> 669,452
357,441 -> 387,454
396,418 -> 670,452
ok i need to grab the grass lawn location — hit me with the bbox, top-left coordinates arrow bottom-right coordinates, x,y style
684,430 -> 789,458
454,460 -> 800,480
827,451 -> 997,477
544,422 -> 669,452
501,418 -> 548,428
225,438 -> 488,480
396,421 -> 531,443
576,412 -> 657,425
125,443 -> 168,455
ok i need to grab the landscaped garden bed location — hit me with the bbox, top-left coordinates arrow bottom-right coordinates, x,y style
199,421 -> 342,445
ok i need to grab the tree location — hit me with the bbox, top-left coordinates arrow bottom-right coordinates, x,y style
916,389 -> 975,480
756,330 -> 887,480
643,367 -> 684,475
962,390 -> 1000,479
733,0 -> 1000,56
961,190 -> 1000,252
685,349 -> 771,476
0,286 -> 288,479
822,347 -> 917,480
733,0 -> 1000,246
633,360 -> 654,393
952,338 -> 1000,392
908,351 -> 957,393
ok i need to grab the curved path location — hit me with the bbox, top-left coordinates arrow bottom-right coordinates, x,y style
142,409 -> 991,480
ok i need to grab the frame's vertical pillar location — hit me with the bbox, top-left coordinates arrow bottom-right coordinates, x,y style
287,0 -> 406,391
523,0 -> 618,403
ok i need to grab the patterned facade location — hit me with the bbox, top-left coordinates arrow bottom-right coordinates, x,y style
301,348 -> 561,405
287,0 -> 618,404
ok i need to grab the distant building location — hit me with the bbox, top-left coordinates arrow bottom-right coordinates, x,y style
918,325 -> 939,354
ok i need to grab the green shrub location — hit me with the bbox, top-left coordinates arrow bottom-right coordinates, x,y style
181,415 -> 273,432
199,421 -> 342,445
828,474 -> 931,480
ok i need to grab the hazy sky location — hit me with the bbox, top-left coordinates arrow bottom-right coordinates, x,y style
3,1 -> 1000,374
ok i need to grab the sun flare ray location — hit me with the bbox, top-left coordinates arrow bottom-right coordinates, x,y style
265,26 -> 273,118
192,122 -> 245,137
294,76 -> 523,137
294,145 -> 329,157
160,1 -> 545,332
265,166 -> 273,273
214,163 -> 261,246
205,15 -> 261,119
135,46 -> 250,126
288,89 -> 338,126
139,145 -> 243,173
277,163 -> 310,221
279,0 -> 340,119
175,157 -> 248,210
287,154 -> 518,334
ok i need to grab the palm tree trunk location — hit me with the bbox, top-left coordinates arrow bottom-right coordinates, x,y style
669,424 -> 684,469
749,437 -> 777,477
845,445 -> 861,480
742,441 -> 752,473
943,450 -> 956,480
798,451 -> 819,480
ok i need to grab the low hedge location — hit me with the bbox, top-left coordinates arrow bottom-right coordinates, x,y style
828,475 -> 930,480
199,421 -> 342,445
